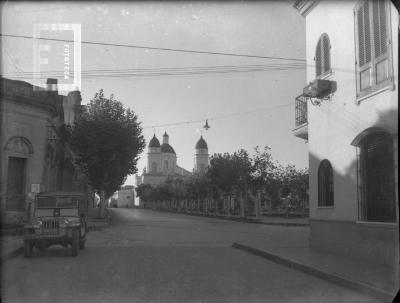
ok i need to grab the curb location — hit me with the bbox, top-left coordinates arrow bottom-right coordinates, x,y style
150,209 -> 309,226
87,214 -> 111,231
1,246 -> 23,263
232,242 -> 394,302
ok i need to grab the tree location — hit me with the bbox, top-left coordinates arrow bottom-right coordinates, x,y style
252,146 -> 282,208
71,89 -> 145,218
281,165 -> 309,209
207,149 -> 253,196
135,183 -> 155,206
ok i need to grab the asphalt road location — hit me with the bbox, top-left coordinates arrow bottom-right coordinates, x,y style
1,208 -> 380,303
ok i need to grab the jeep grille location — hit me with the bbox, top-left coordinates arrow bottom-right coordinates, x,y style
42,219 -> 60,236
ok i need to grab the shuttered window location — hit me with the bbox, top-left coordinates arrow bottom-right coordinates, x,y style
354,0 -> 393,98
315,34 -> 331,77
359,132 -> 395,222
318,160 -> 334,207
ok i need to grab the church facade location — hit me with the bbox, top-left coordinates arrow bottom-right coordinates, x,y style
136,132 -> 209,187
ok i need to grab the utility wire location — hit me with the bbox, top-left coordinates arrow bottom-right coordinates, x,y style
0,33 -> 306,62
143,103 -> 292,129
1,63 -> 305,80
2,63 -> 305,76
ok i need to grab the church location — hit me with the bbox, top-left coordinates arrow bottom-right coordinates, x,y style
136,132 -> 209,186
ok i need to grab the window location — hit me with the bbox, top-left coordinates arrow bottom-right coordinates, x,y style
358,132 -> 395,222
152,162 -> 157,173
354,0 -> 393,98
164,160 -> 168,170
318,160 -> 334,207
315,34 -> 331,77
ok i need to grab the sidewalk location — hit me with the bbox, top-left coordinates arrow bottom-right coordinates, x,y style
154,209 -> 310,226
0,235 -> 23,262
232,239 -> 398,302
87,213 -> 111,231
0,214 -> 111,262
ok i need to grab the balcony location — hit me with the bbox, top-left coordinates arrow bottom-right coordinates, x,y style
292,94 -> 308,140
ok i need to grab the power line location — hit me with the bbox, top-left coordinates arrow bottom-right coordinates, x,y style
0,33 -> 306,62
2,67 -> 304,80
2,62 -> 305,76
143,103 -> 292,129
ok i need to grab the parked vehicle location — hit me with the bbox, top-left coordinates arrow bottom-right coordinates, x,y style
23,191 -> 88,257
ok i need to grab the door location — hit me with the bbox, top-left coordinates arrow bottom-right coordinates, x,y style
6,157 -> 26,211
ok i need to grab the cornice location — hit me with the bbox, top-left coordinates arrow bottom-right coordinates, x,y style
293,0 -> 320,17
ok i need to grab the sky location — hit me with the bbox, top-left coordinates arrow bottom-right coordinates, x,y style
1,1 -> 308,186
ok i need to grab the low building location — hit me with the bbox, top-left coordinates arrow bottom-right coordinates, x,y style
115,185 -> 135,208
0,77 -> 89,223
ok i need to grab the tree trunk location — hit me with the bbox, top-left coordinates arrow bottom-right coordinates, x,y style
240,192 -> 245,219
227,195 -> 231,216
255,190 -> 261,219
98,190 -> 105,218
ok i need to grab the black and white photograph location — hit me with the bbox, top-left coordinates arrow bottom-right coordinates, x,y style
0,0 -> 399,302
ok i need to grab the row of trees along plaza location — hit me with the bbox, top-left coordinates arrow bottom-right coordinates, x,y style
136,147 -> 309,219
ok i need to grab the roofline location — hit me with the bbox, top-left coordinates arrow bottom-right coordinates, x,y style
293,0 -> 320,17
37,191 -> 86,196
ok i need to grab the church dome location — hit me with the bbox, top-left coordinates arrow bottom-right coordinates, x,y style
161,143 -> 176,154
195,136 -> 208,149
149,134 -> 160,148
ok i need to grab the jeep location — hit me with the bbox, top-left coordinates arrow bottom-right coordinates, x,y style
23,192 -> 88,257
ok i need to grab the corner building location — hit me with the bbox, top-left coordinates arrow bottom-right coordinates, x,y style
293,0 -> 398,269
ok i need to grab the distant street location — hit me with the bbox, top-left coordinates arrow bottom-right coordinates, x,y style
2,209 -> 380,303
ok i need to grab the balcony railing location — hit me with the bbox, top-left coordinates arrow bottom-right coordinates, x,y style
295,94 -> 308,127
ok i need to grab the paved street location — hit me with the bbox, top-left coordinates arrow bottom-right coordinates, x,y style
2,209 -> 380,303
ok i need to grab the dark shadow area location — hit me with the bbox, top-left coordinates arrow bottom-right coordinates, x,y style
308,107 -> 398,282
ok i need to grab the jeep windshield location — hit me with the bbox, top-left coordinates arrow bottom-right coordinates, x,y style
36,196 -> 79,208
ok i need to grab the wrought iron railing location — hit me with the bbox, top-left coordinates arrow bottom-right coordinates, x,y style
295,94 -> 308,127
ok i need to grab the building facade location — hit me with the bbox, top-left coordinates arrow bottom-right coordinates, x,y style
194,136 -> 209,174
293,0 -> 398,267
111,185 -> 135,208
137,133 -> 209,187
0,77 -> 88,223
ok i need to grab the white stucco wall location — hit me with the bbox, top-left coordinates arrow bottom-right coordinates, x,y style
161,153 -> 176,174
306,1 -> 398,221
194,148 -> 209,172
147,149 -> 162,174
116,189 -> 135,208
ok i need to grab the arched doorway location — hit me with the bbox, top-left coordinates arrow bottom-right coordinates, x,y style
4,137 -> 33,211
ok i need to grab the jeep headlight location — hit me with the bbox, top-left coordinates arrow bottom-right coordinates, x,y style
59,218 -> 69,228
32,220 -> 42,229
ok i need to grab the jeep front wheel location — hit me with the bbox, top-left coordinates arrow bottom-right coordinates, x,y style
24,240 -> 33,258
71,228 -> 79,257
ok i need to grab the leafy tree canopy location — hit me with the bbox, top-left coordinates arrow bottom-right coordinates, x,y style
71,89 -> 145,198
